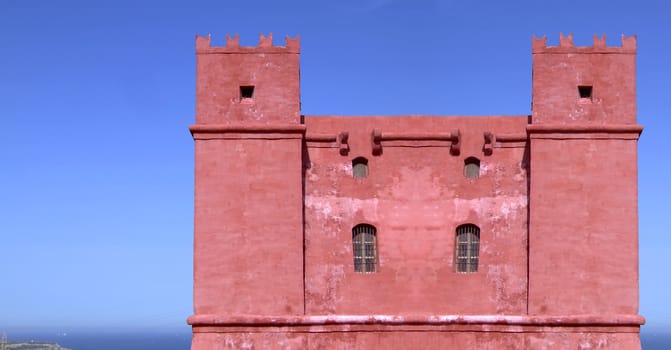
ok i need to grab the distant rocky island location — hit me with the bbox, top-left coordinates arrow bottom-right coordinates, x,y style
1,332 -> 70,350
2,342 -> 71,350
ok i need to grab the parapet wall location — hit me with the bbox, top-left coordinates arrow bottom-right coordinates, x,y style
196,33 -> 300,54
532,33 -> 636,54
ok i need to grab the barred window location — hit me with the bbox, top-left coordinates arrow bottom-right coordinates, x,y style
352,224 -> 377,273
464,157 -> 480,179
352,157 -> 369,178
455,224 -> 480,273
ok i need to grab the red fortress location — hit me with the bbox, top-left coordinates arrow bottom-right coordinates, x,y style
187,33 -> 644,349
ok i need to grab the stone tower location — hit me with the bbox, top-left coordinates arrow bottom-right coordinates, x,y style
190,33 -> 304,319
528,34 -> 641,316
188,33 -> 644,349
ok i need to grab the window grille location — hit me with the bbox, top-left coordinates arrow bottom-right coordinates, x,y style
352,224 -> 377,273
464,157 -> 480,179
352,157 -> 369,178
455,224 -> 480,273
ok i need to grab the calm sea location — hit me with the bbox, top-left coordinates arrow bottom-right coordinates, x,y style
6,331 -> 669,349
642,332 -> 671,350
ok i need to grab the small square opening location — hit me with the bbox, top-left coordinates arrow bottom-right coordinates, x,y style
240,86 -> 255,99
578,85 -> 593,100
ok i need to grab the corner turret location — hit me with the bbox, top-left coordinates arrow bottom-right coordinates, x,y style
531,34 -> 636,125
528,34 -> 642,317
195,33 -> 301,125
190,34 -> 305,319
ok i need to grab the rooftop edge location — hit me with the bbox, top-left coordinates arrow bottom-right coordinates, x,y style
533,33 -> 636,54
196,33 -> 300,54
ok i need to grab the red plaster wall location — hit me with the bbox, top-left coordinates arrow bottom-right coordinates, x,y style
303,116 -> 529,315
193,137 -> 304,315
528,136 -> 639,315
191,330 -> 641,350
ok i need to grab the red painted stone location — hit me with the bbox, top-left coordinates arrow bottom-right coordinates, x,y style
189,33 -> 644,349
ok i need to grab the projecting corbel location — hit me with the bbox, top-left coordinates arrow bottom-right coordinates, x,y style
483,132 -> 495,156
370,129 -> 461,156
338,132 -> 349,156
304,131 -> 350,155
449,129 -> 461,156
482,131 -> 527,154
371,129 -> 383,156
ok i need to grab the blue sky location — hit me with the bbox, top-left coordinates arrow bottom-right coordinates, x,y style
0,0 -> 668,334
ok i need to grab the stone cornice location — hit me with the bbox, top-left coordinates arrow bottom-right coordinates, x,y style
188,314 -> 645,328
190,124 -> 306,140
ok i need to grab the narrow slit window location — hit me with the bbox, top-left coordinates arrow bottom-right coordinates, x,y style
352,224 -> 377,273
455,224 -> 480,273
352,157 -> 369,178
464,157 -> 480,179
578,85 -> 592,100
240,85 -> 255,100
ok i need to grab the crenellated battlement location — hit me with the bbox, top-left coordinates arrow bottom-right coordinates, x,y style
196,33 -> 300,54
532,33 -> 636,54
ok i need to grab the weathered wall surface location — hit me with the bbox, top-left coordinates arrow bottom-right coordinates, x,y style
303,116 -> 529,315
191,329 -> 642,350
